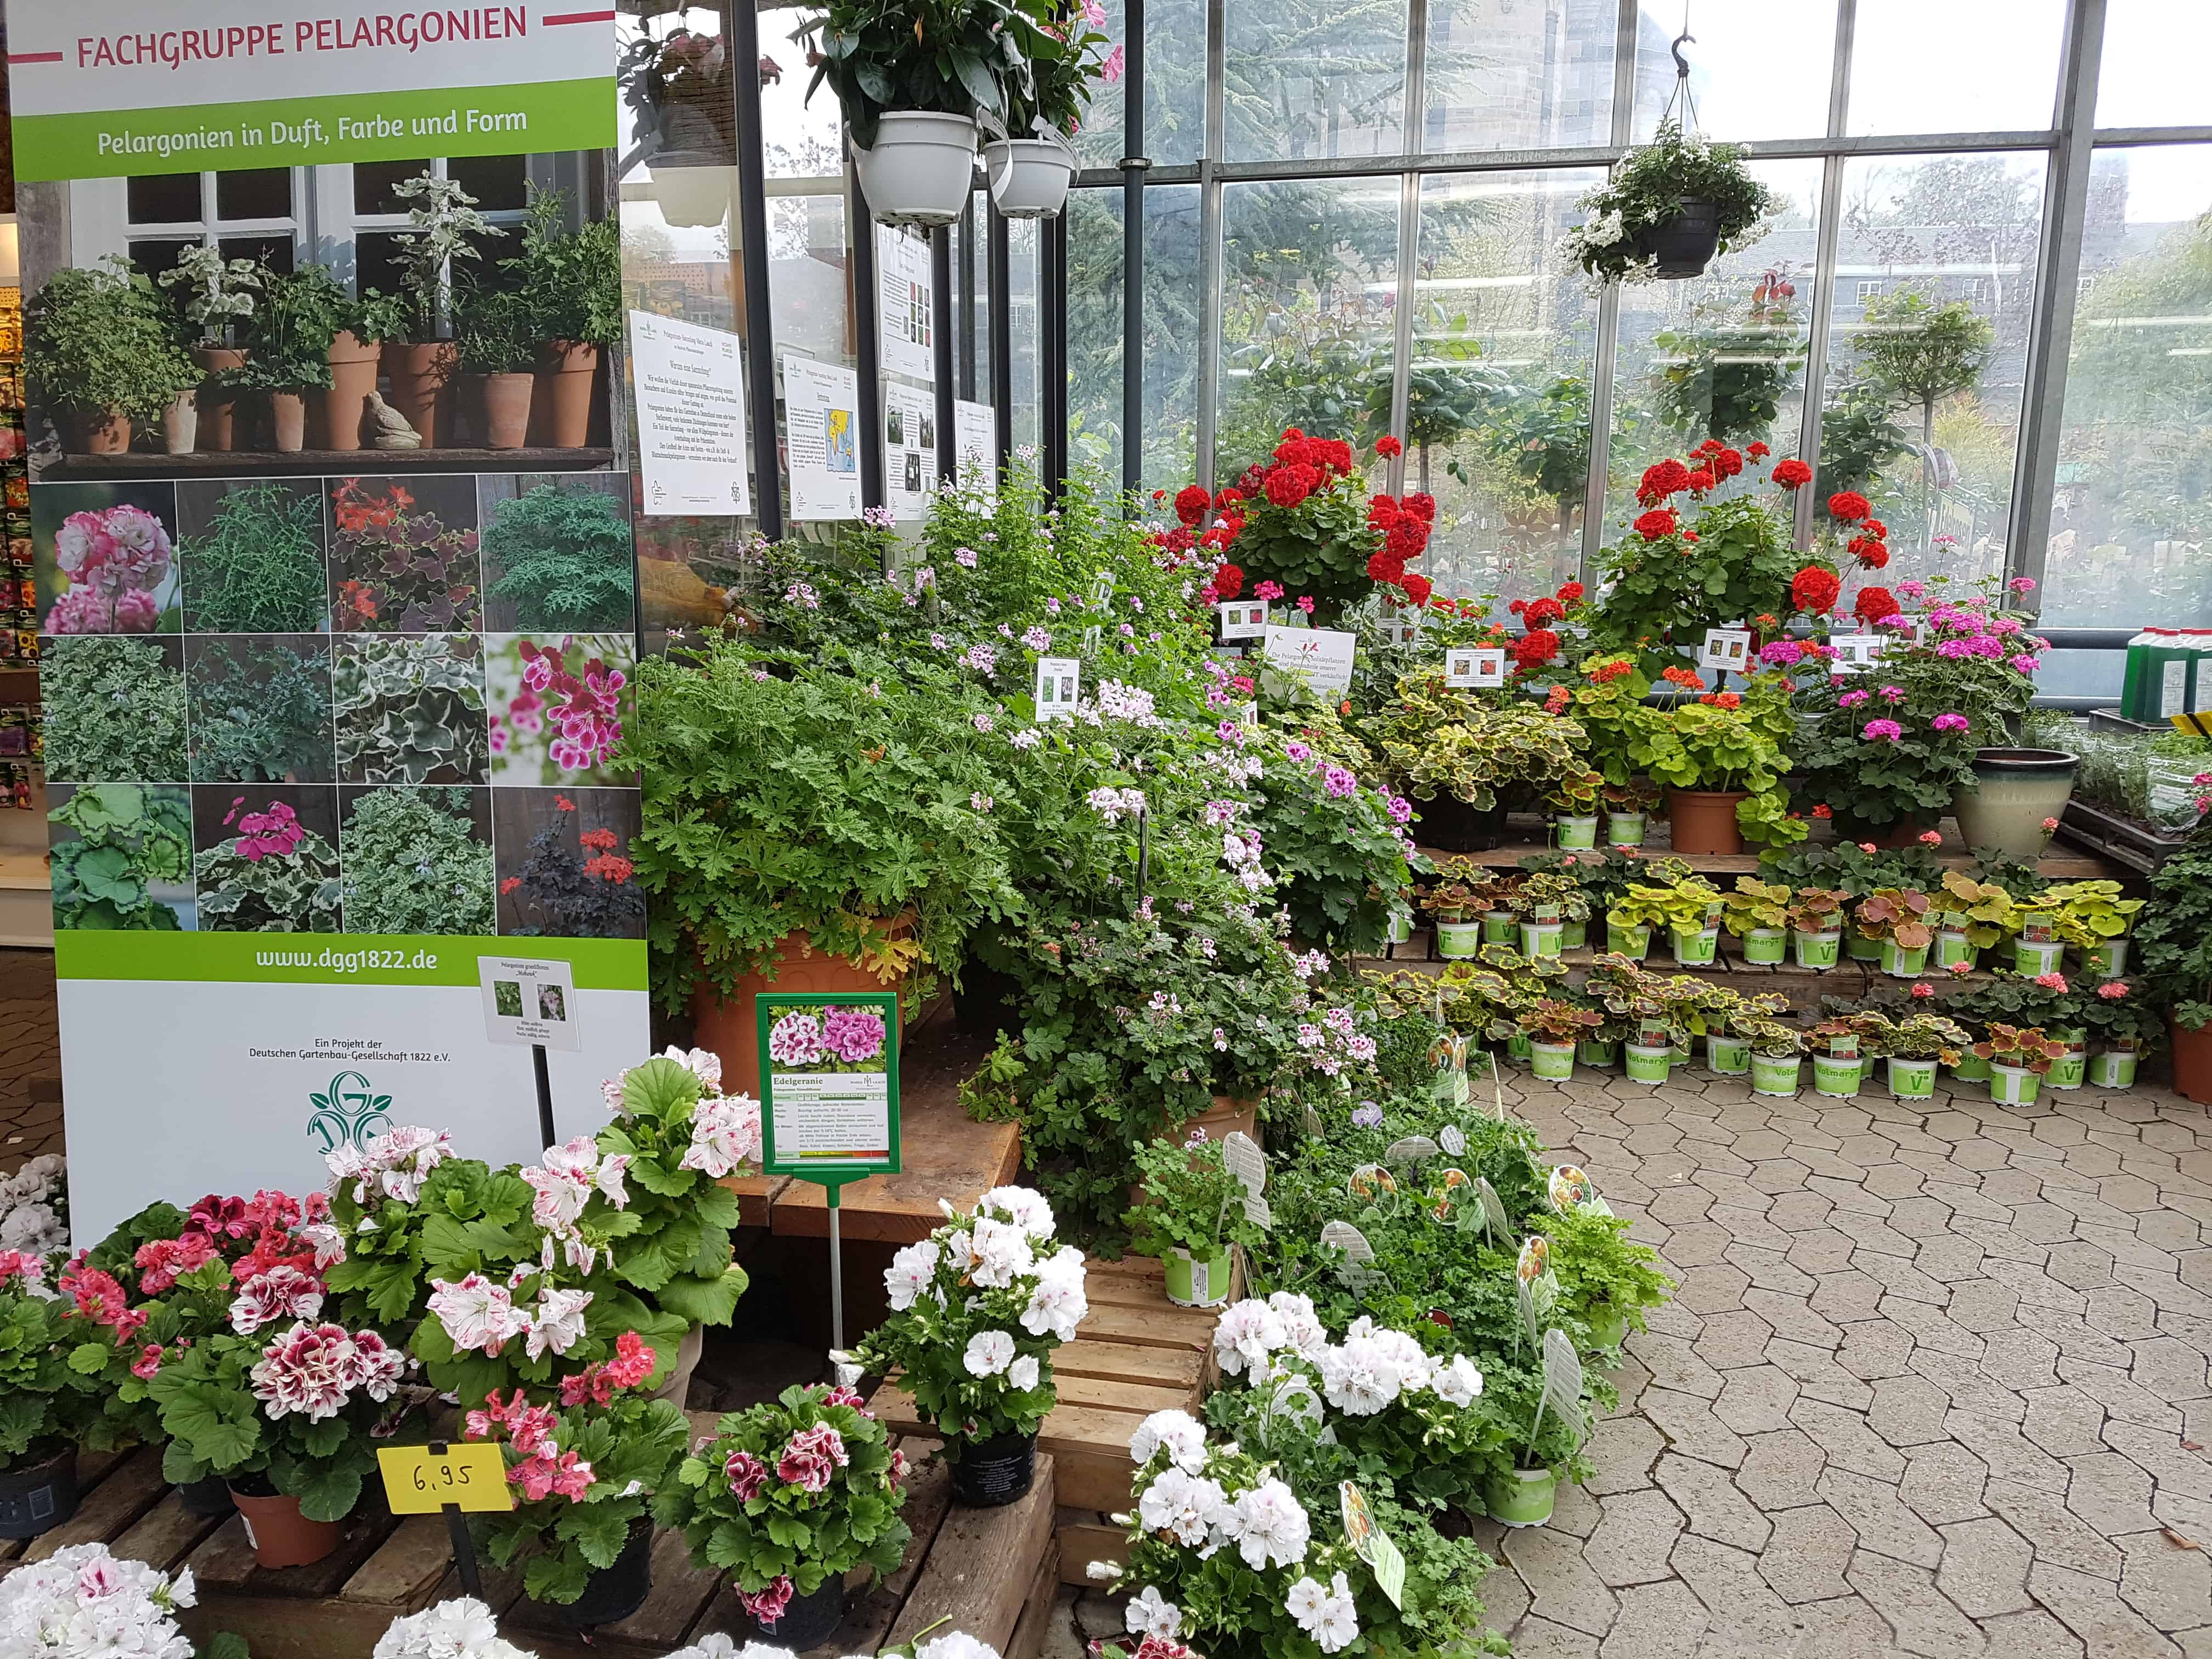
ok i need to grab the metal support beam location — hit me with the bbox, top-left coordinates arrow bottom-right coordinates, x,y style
1578,0 -> 1641,580
931,227 -> 956,487
2010,0 -> 2106,599
851,175 -> 885,512
729,0 -> 782,538
1044,210 -> 1070,498
989,201 -> 1013,465
1120,0 -> 1148,497
1792,0 -> 1855,550
1193,0 -> 1227,491
958,195 -> 978,401
1384,0 -> 1429,497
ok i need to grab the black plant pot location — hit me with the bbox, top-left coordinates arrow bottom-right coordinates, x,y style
754,1576 -> 847,1649
561,1517 -> 655,1627
950,1430 -> 1037,1508
1416,794 -> 1508,854
1632,199 -> 1722,278
0,1442 -> 80,1539
178,1475 -> 238,1519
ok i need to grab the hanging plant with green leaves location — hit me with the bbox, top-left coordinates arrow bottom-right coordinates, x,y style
1561,122 -> 1775,286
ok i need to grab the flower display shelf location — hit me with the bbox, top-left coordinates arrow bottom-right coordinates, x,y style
869,1250 -> 1237,1587
2056,797 -> 2191,877
0,1415 -> 1062,1659
36,447 -> 617,480
1408,828 -> 2114,881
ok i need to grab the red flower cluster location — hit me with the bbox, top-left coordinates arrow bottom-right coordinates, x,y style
1589,658 -> 1634,683
1365,480 -> 1432,602
1637,459 -> 1692,505
1173,484 -> 1211,526
1634,509 -> 1677,541
1772,459 -> 1813,489
1792,565 -> 1841,614
1827,490 -> 1871,523
1661,664 -> 1707,691
1265,462 -> 1321,509
1272,427 -> 1354,475
1374,435 -> 1403,459
1700,690 -> 1743,709
1512,628 -> 1561,673
1209,561 -> 1245,601
1853,585 -> 1902,627
1559,581 -> 1585,606
1847,534 -> 1889,569
1511,596 -> 1566,627
1401,492 -> 1435,522
1748,441 -> 1771,459
1689,438 -> 1745,478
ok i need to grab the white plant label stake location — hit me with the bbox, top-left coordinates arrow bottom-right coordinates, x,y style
1321,1220 -> 1383,1291
1530,1327 -> 1590,1455
1438,1122 -> 1466,1157
1223,1130 -> 1272,1228
1473,1176 -> 1512,1248
1698,628 -> 1753,673
1828,633 -> 1884,674
1384,1135 -> 1440,1167
1035,656 -> 1081,718
1443,646 -> 1506,689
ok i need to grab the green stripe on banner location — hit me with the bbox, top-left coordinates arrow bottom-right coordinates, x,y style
12,78 -> 614,180
55,931 -> 645,991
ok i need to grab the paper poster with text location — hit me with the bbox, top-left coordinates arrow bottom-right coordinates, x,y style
8,11 -> 647,1242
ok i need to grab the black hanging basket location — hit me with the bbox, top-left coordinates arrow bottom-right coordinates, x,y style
1632,199 -> 1723,279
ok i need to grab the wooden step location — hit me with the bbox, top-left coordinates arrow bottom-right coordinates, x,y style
886,1453 -> 1057,1656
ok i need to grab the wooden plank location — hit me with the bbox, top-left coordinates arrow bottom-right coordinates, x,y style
21,1449 -> 170,1563
1074,1302 -> 1218,1353
337,1515 -> 466,1610
1053,1339 -> 1203,1392
1056,1516 -> 1128,1586
185,1504 -> 404,1599
1053,1373 -> 1194,1418
886,1453 -> 1057,1656
1005,1540 -> 1061,1659
583,1523 -> 724,1649
718,1171 -> 788,1229
1051,1453 -> 1136,1516
876,1393 -> 1154,1465
184,1595 -> 414,1659
109,1492 -> 229,1576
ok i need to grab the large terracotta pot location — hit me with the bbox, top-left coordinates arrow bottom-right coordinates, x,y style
229,1482 -> 346,1569
322,330 -> 382,451
385,340 -> 458,447
269,391 -> 308,454
72,408 -> 133,454
531,340 -> 600,448
1665,788 -> 1748,856
1184,1094 -> 1260,1146
478,371 -> 535,450
2171,1016 -> 2212,1105
691,929 -> 909,1099
193,346 -> 248,451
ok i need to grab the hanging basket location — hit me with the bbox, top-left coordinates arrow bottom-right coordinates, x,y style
1629,199 -> 1722,279
985,135 -> 1076,219
855,112 -> 980,228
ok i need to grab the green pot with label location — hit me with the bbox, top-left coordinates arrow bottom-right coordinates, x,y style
1521,919 -> 1564,960
1385,907 -> 1414,946
1950,1048 -> 1992,1083
2047,1034 -> 2087,1091
1483,1465 -> 1558,1528
1989,1063 -> 2041,1106
1624,1043 -> 1672,1085
1705,1033 -> 1751,1075
2084,938 -> 2129,979
1935,929 -> 1977,970
1506,1031 -> 1533,1064
1576,1039 -> 1618,1069
2088,1043 -> 2137,1088
1560,917 -> 1588,951
1554,814 -> 1598,850
1792,928 -> 1842,969
1846,930 -> 1883,963
1436,919 -> 1482,960
1738,927 -> 1786,965
1482,910 -> 1516,945
2013,937 -> 2064,975
1529,1041 -> 1575,1082
1585,1304 -> 1628,1350
1607,923 -> 1651,961
1812,1052 -> 1863,1098
1671,926 -> 1718,967
1163,1244 -> 1232,1308
1886,1057 -> 1938,1099
1880,939 -> 1930,978
1750,1052 -> 1802,1097
1605,811 -> 1646,849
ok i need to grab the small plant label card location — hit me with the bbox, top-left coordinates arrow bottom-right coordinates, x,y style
1828,633 -> 1884,673
1443,646 -> 1506,688
1339,1483 -> 1407,1609
1384,1135 -> 1440,1167
1035,656 -> 1081,718
1438,1123 -> 1467,1157
1347,1165 -> 1398,1200
1218,600 -> 1271,640
1380,616 -> 1422,647
1547,1164 -> 1615,1218
1264,624 -> 1358,695
1698,627 -> 1753,672
1473,1176 -> 1512,1246
1429,1031 -> 1471,1107
477,955 -> 580,1052
2022,916 -> 2056,944
1830,1033 -> 1859,1060
1537,1327 -> 1591,1448
1320,1220 -> 1384,1290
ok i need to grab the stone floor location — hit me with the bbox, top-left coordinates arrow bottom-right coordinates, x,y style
0,947 -> 61,1175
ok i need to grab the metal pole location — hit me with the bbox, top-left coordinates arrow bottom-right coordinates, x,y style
932,227 -> 956,487
729,0 -> 783,539
827,1187 -> 845,1352
1793,0 -> 1856,550
532,1044 -> 555,1150
1578,0 -> 1642,580
851,175 -> 887,512
1120,0 -> 1149,498
1193,0 -> 1227,491
958,195 -> 979,400
1045,211 -> 1070,499
2009,0 -> 2106,598
989,202 -> 1014,465
1385,0 -> 1429,497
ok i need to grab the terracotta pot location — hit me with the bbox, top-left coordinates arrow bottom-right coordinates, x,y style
690,927 -> 910,1098
72,408 -> 133,454
646,1321 -> 705,1406
1185,1094 -> 1260,1146
532,340 -> 600,447
193,346 -> 248,451
1665,788 -> 1748,856
2171,1016 -> 2212,1105
385,340 -> 458,447
229,1483 -> 346,1569
269,391 -> 308,453
323,330 -> 382,451
478,371 -> 535,450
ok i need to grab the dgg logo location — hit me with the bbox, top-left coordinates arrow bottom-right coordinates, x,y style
307,1070 -> 393,1154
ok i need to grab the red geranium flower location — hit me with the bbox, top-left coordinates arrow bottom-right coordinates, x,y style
1401,492 -> 1436,522
1522,597 -> 1565,626
1661,664 -> 1706,690
1367,495 -> 1402,531
1747,441 -> 1770,459
1375,435 -> 1403,458
1773,459 -> 1813,488
1713,447 -> 1744,478
1853,586 -> 1901,626
1400,573 -> 1432,605
1512,628 -> 1561,672
1264,463 -> 1319,509
1215,487 -> 1245,509
1811,804 -> 1832,819
1211,562 -> 1245,600
1366,549 -> 1407,583
1792,565 -> 1841,613
1273,432 -> 1318,468
1173,484 -> 1211,525
1848,535 -> 1889,569
1638,459 -> 1692,503
1861,518 -> 1886,539
1686,469 -> 1717,492
1634,509 -> 1677,541
1827,490 -> 1871,523
1385,516 -> 1429,560
1316,438 -> 1353,474
1558,580 -> 1585,606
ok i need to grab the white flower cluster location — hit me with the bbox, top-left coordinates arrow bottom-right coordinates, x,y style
425,1271 -> 591,1361
0,1154 -> 66,1257
0,1544 -> 197,1659
1086,786 -> 1148,824
1097,680 -> 1158,723
327,1126 -> 453,1207
603,1047 -> 765,1182
1209,1291 -> 1329,1376
667,1634 -> 1000,1659
374,1597 -> 538,1659
882,1187 -> 1088,1384
1286,1569 -> 1362,1652
1128,1410 -> 1314,1571
1211,1300 -> 1483,1417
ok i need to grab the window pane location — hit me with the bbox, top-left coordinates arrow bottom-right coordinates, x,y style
127,239 -> 196,282
1068,189 -> 1125,478
2096,0 -> 2212,128
354,159 -> 439,216
1144,0 -> 1207,166
450,154 -> 528,211
127,173 -> 201,225
2044,146 -> 2212,631
1073,0 -> 1128,168
973,190 -> 995,413
1848,0 -> 2063,136
1424,0 -> 1616,153
768,190 -> 853,365
219,234 -> 295,275
1410,168 -> 1603,605
1216,179 -> 1400,476
1223,0 -> 1404,161
215,168 -> 294,222
1821,151 -> 2046,588
1606,159 -> 1821,523
1009,218 -> 1042,452
758,48 -> 843,178
353,232 -> 407,300
1635,1 -> 1837,144
1138,185 -> 1203,487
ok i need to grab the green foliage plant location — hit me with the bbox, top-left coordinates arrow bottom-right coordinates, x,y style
1720,876 -> 1792,936
1370,674 -> 1591,814
1648,276 -> 1802,445
0,1272 -> 88,1469
221,265 -> 346,392
26,257 -> 200,422
43,637 -> 188,784
1562,122 -> 1776,285
1607,878 -> 1717,936
188,637 -> 334,783
334,634 -> 489,785
51,785 -> 191,930
1937,870 -> 2015,949
2016,879 -> 2143,949
1852,887 -> 1936,951
1627,676 -> 1804,847
454,281 -> 539,374
484,483 -> 637,631
181,482 -> 330,633
388,172 -> 504,341
1864,1011 -> 1971,1063
1854,290 -> 1995,454
1786,886 -> 1850,935
798,0 -> 1042,149
2136,824 -> 2212,1028
1544,1204 -> 1673,1344
338,786 -> 495,933
500,187 -> 624,349
1973,1022 -> 2067,1074
1124,1135 -> 1252,1261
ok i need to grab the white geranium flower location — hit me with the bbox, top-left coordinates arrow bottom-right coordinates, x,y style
1232,1478 -> 1310,1569
914,1633 -> 1002,1659
884,1239 -> 940,1311
1125,1585 -> 1181,1638
1019,1254 -> 1087,1342
1267,1291 -> 1329,1361
1211,1298 -> 1287,1376
1006,1355 -> 1040,1391
1431,1354 -> 1485,1407
1136,1466 -> 1229,1548
1128,1408 -> 1209,1473
1318,1335 -> 1403,1416
963,1330 -> 1015,1377
1313,1573 -> 1360,1653
964,1216 -> 1036,1289
1367,1325 -> 1432,1393
524,1286 -> 593,1359
1285,1575 -> 1331,1631
980,1185 -> 1056,1240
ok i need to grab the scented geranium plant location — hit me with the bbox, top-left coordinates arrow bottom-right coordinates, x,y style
464,1338 -> 692,1605
1368,676 -> 1594,815
654,1382 -> 911,1625
1123,1135 -> 1256,1266
0,1542 -> 245,1659
855,1187 -> 1085,1450
1241,724 -> 1417,955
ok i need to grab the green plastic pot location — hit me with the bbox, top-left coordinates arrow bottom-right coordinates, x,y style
1950,1049 -> 1992,1083
1935,930 -> 1977,970
1605,811 -> 1646,849
1705,1034 -> 1750,1075
1561,917 -> 1588,951
1886,1057 -> 1938,1099
1585,1305 -> 1628,1350
1483,1466 -> 1558,1528
1521,921 -> 1564,960
1555,815 -> 1598,850
1385,908 -> 1413,945
2084,939 -> 2129,979
2047,1041 -> 2086,1091
1739,927 -> 1786,964
1793,929 -> 1842,969
1529,1041 -> 1576,1081
1163,1245 -> 1232,1308
1576,1039 -> 1618,1069
1624,1043 -> 1671,1085
1812,1052 -> 1863,1098
1989,1063 -> 2041,1105
1506,1031 -> 1533,1063
1671,927 -> 1718,967
2013,937 -> 2064,976
1881,939 -> 1931,978
1750,1052 -> 1802,1097
2088,1046 -> 2137,1088
1847,932 -> 1883,963
1482,910 -> 1516,944
1436,919 -> 1482,960
1607,923 -> 1651,961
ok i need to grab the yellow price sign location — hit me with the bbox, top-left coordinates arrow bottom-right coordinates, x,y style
377,1443 -> 514,1514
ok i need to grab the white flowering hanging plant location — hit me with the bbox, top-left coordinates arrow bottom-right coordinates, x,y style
0,1542 -> 247,1659
855,1186 -> 1086,1446
1560,121 -> 1774,286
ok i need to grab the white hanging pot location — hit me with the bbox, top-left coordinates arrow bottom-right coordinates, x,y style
854,111 -> 980,227
985,133 -> 1076,219
650,156 -> 733,229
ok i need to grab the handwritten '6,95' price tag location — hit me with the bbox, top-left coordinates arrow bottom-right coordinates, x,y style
377,1443 -> 513,1514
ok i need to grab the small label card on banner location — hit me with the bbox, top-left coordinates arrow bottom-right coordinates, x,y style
1340,1483 -> 1407,1609
478,956 -> 580,1052
1444,646 -> 1506,689
1218,600 -> 1271,640
1035,656 -> 1081,718
1699,628 -> 1753,672
1829,633 -> 1884,673
1263,625 -> 1358,695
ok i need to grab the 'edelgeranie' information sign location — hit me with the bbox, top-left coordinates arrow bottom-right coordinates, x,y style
757,992 -> 902,1177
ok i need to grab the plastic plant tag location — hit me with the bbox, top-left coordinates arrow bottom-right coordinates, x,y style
1238,700 -> 1262,729
1218,599 -> 1271,640
1430,1031 -> 1471,1107
1340,1483 -> 1406,1609
2023,917 -> 2055,944
1473,1176 -> 1512,1246
1384,1135 -> 1440,1167
1443,646 -> 1507,689
1438,1123 -> 1467,1157
1486,1050 -> 1510,1120
1698,628 -> 1753,672
1304,1103 -> 1324,1137
1430,1167 -> 1470,1222
1035,656 -> 1081,718
1269,1373 -> 1324,1429
1547,1165 -> 1595,1211
1534,903 -> 1561,922
1347,1165 -> 1398,1200
1531,1327 -> 1591,1453
1222,1131 -> 1268,1196
1321,1220 -> 1384,1290
1830,1034 -> 1858,1060
1827,633 -> 1884,673
1241,1193 -> 1274,1228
